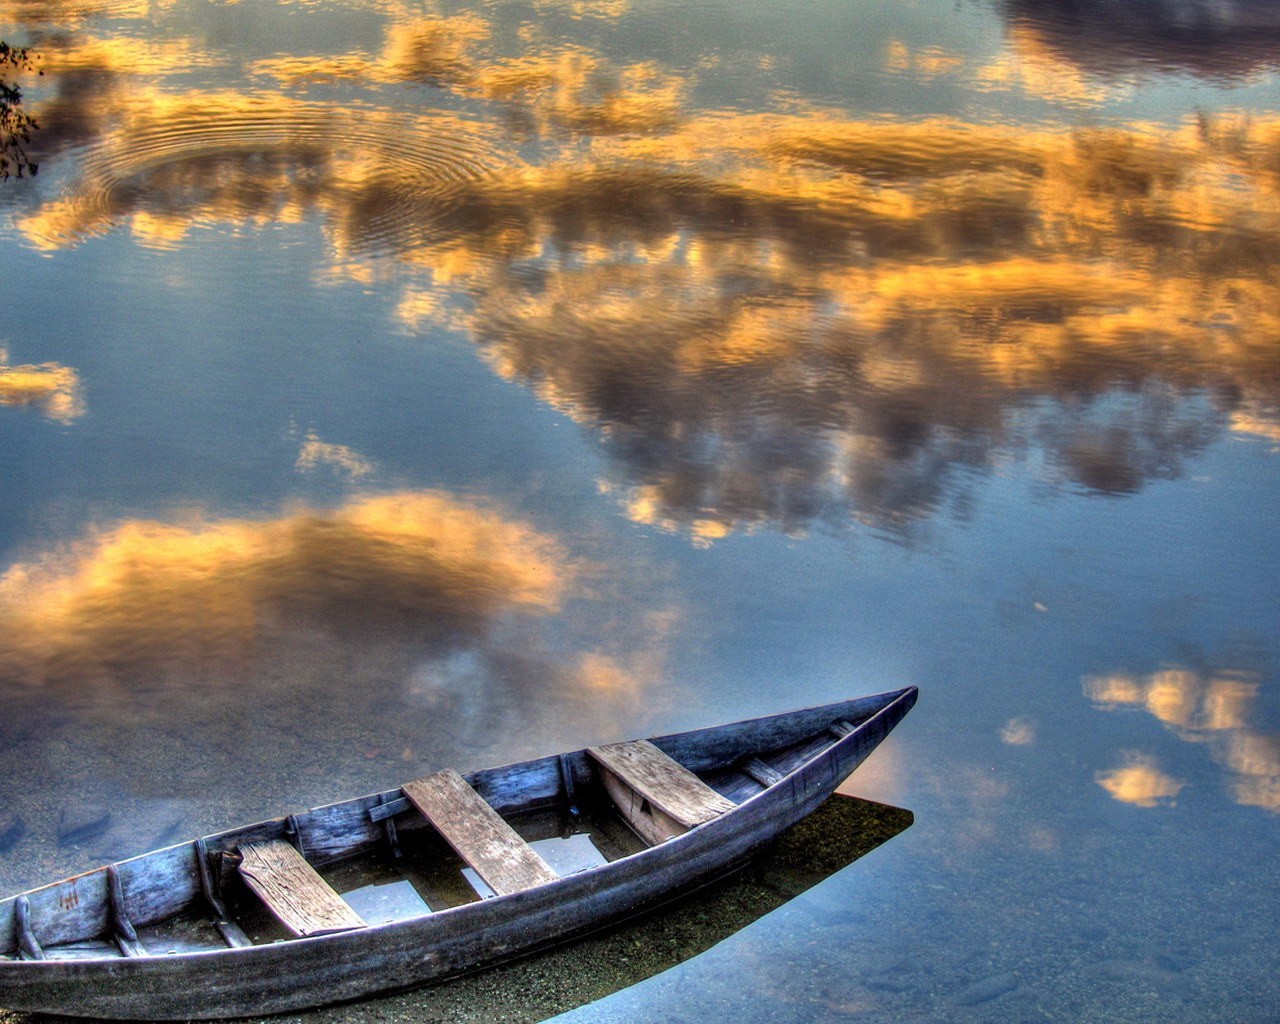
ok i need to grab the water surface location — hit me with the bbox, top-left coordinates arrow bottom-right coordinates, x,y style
0,0 -> 1277,1020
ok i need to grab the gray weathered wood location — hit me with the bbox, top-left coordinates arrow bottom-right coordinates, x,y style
237,840 -> 365,937
107,866 -> 146,958
742,757 -> 786,788
195,840 -> 252,949
0,687 -> 917,1020
591,770 -> 687,846
588,739 -> 735,834
403,770 -> 559,896
649,695 -> 896,773
368,796 -> 412,823
14,896 -> 43,961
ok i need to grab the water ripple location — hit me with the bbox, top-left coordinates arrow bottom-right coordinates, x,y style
23,96 -> 509,256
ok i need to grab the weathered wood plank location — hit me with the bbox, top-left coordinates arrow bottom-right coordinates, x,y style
14,896 -> 44,961
741,757 -> 786,788
368,796 -> 412,823
588,740 -> 736,831
593,771 -> 689,846
403,770 -> 558,897
194,840 -> 252,949
0,689 -> 917,1020
237,841 -> 365,937
107,865 -> 147,957
649,692 -> 903,774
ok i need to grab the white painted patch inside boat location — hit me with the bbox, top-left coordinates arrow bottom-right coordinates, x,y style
532,833 -> 609,876
340,879 -> 431,925
462,833 -> 608,899
461,867 -> 496,899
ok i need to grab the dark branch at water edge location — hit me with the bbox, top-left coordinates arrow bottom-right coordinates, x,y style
1,42 -> 41,180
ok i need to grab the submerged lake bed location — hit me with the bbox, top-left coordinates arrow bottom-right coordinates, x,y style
1,0 -> 1278,1020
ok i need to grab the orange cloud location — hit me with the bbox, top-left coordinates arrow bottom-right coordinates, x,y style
1086,666 -> 1279,812
1096,753 -> 1186,808
0,491 -> 571,689
16,20 -> 1280,540
0,350 -> 85,422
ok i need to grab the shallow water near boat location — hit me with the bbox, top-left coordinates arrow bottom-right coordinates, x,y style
1,0 -> 1278,1021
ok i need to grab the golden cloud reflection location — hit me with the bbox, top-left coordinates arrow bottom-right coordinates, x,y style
1095,753 -> 1186,808
11,12 -> 1280,541
1000,717 -> 1036,746
1222,733 -> 1280,810
0,490 -> 571,690
974,26 -> 1113,107
0,349 -> 84,422
0,0 -> 161,35
22,33 -> 218,76
884,41 -> 965,81
1086,667 -> 1279,811
18,88 -> 506,253
1231,405 -> 1280,445
250,16 -> 686,138
442,110 -> 1280,535
1085,669 -> 1258,735
0,491 -> 678,748
0,489 -> 676,790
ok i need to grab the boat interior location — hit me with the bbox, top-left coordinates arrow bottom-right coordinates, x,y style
1,705 -> 876,963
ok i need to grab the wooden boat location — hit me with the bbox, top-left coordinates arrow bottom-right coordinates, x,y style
0,686 -> 916,1020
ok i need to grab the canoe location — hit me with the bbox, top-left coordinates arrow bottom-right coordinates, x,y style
0,686 -> 916,1019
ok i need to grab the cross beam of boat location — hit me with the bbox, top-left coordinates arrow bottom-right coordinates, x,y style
0,686 -> 917,1020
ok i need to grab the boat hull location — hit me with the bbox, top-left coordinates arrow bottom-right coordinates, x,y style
0,687 -> 916,1019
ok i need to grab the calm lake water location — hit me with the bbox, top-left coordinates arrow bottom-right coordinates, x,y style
1,0 -> 1278,1020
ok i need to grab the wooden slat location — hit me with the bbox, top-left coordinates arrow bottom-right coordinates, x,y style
195,839 -> 253,948
741,756 -> 786,788
14,895 -> 44,961
403,770 -> 559,897
107,865 -> 147,958
588,740 -> 736,830
368,796 -> 412,823
238,840 -> 365,937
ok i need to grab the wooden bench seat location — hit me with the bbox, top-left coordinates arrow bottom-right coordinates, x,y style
588,739 -> 736,845
403,769 -> 559,897
238,840 -> 366,937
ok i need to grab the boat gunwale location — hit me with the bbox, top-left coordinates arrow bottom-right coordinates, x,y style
0,686 -> 916,971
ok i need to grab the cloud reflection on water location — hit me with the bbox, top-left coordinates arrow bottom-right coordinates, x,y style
0,490 -> 568,686
5,5 -> 1280,545
997,0 -> 1280,81
1094,752 -> 1187,808
252,16 -> 687,138
0,348 -> 83,421
295,430 -> 376,480
16,88 -> 507,254
0,490 -> 671,780
1086,667 -> 1279,811
449,114 -> 1280,531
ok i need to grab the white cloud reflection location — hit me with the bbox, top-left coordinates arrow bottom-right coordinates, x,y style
1085,666 -> 1278,811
